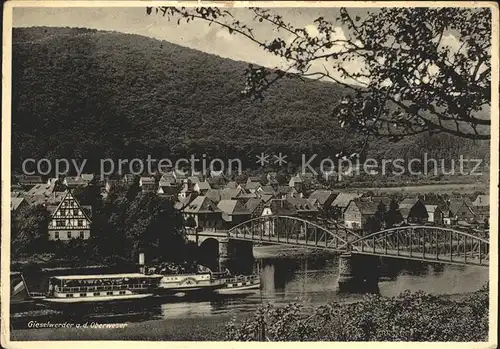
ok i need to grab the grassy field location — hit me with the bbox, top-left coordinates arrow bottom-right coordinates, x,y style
339,182 -> 489,195
10,315 -> 233,341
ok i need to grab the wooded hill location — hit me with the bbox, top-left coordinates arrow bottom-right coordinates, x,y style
11,27 -> 489,175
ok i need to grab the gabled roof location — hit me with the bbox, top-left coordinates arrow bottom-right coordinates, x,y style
265,199 -> 297,215
332,193 -> 362,208
159,175 -> 177,186
307,198 -> 319,206
277,186 -> 296,194
286,197 -> 318,212
308,190 -> 337,205
247,177 -> 261,183
187,176 -> 201,184
81,174 -> 94,182
11,197 -> 26,211
183,196 -> 220,213
19,175 -> 43,185
237,192 -> 258,199
196,181 -> 212,190
348,198 -> 380,216
50,190 -> 92,222
398,198 -> 421,209
261,194 -> 275,203
217,199 -> 249,215
225,181 -> 239,189
205,189 -> 222,203
245,181 -> 261,190
245,198 -> 264,214
260,186 -> 275,194
448,199 -> 474,216
220,188 -> 242,200
24,183 -> 65,205
65,176 -> 87,186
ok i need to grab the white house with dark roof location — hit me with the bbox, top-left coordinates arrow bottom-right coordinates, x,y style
47,190 -> 92,241
139,176 -> 157,192
331,192 -> 363,219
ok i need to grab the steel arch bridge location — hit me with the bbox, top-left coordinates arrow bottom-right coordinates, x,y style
226,215 -> 489,267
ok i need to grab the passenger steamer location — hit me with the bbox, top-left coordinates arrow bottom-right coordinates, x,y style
40,273 -> 163,304
213,274 -> 261,294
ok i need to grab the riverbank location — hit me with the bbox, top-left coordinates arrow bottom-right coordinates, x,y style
11,314 -> 233,341
10,289 -> 486,341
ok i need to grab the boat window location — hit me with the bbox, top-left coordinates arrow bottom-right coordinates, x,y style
80,293 -> 86,297
107,291 -> 113,295
66,294 -> 73,298
119,291 -> 126,295
94,292 -> 100,296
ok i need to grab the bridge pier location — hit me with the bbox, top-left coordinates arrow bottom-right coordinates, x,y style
218,239 -> 254,274
337,253 -> 379,294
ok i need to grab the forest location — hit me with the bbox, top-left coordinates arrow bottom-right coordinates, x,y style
11,27 -> 489,177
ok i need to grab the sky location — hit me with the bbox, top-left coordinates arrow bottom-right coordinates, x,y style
12,6 -> 374,83
12,5 -> 472,88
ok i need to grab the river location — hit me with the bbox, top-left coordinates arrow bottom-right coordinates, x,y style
10,253 -> 489,340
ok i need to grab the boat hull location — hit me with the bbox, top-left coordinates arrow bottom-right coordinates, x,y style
215,283 -> 261,294
39,293 -> 153,304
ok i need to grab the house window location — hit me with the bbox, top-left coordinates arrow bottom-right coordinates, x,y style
78,220 -> 84,226
67,232 -> 72,239
73,209 -> 78,216
80,231 -> 85,239
56,219 -> 65,227
54,232 -> 59,239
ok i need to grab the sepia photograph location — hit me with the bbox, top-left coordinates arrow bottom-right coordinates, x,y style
1,1 -> 498,346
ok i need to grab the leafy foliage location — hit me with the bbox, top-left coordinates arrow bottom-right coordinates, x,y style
11,205 -> 50,256
225,285 -> 489,341
148,7 -> 491,142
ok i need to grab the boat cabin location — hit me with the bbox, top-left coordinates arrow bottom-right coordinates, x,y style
46,273 -> 162,301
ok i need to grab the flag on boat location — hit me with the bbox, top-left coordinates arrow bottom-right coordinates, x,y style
10,272 -> 30,301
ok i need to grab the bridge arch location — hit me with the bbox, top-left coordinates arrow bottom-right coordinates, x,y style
348,225 -> 489,266
228,215 -> 361,250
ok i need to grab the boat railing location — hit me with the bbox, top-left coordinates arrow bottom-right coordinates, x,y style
57,284 -> 152,293
224,275 -> 260,284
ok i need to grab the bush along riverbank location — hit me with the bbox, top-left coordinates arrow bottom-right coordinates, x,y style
225,285 -> 489,341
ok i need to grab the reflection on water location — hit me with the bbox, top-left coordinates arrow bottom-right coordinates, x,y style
146,255 -> 488,322
12,255 -> 489,327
